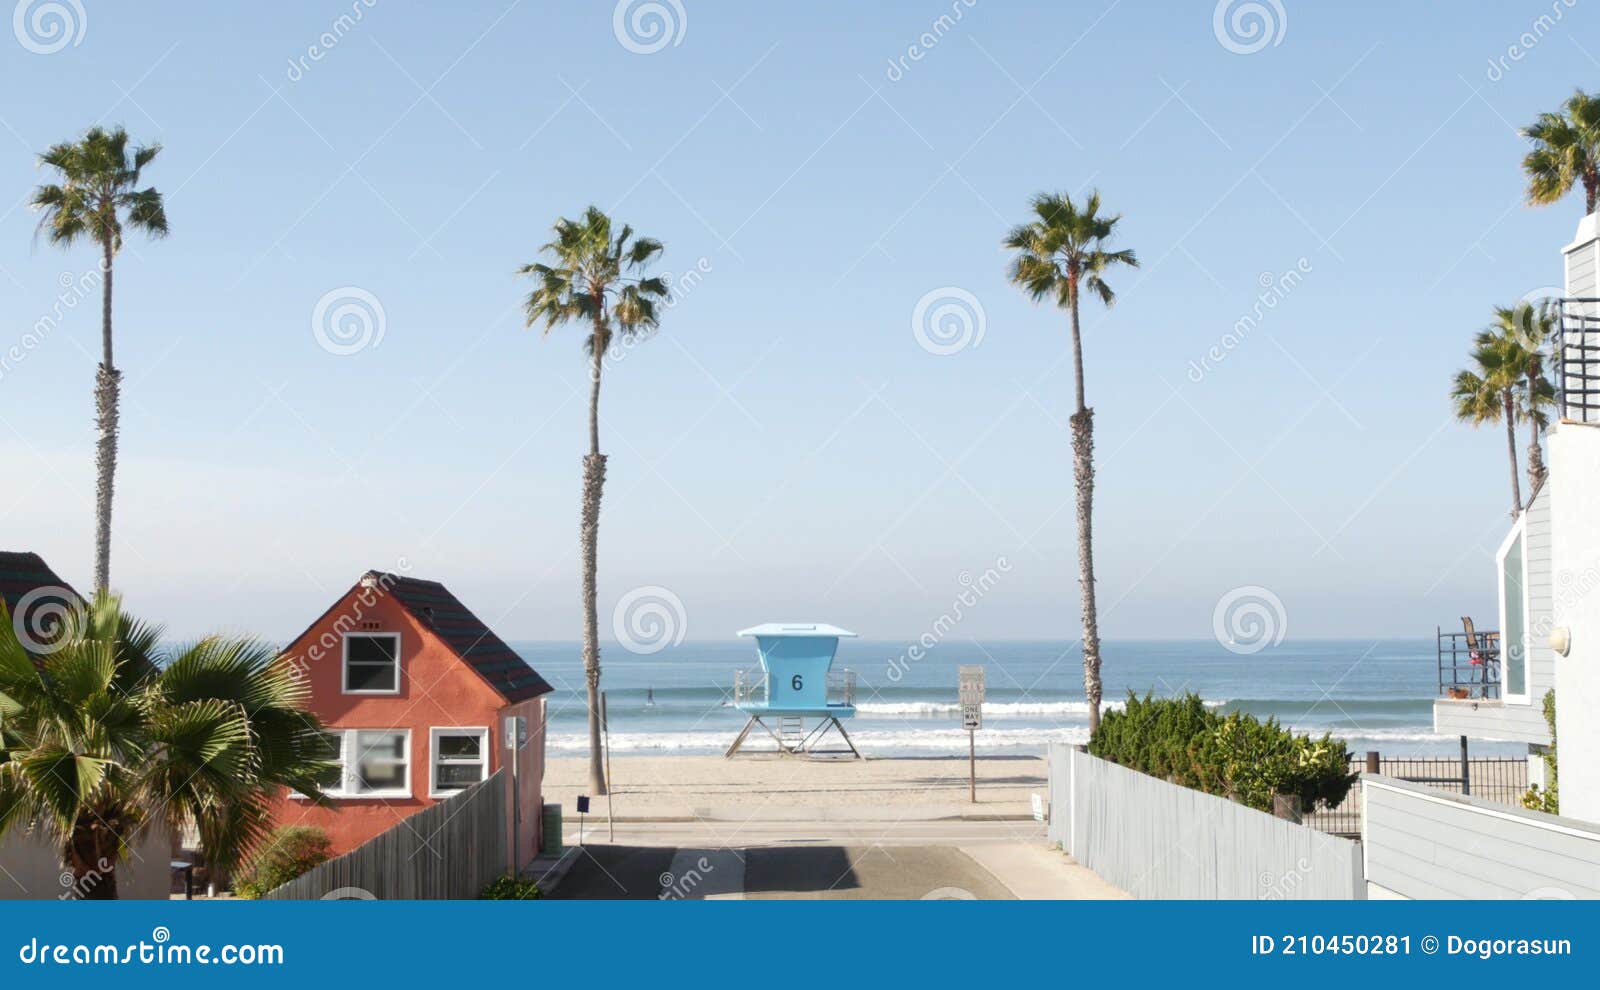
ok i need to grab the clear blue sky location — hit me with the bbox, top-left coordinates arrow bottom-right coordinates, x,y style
0,1 -> 1590,642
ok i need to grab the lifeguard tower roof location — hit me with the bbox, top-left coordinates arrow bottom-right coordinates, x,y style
737,623 -> 857,638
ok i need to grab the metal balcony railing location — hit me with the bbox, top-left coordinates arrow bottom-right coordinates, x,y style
733,669 -> 767,707
1555,298 -> 1600,424
826,668 -> 856,707
1437,628 -> 1500,700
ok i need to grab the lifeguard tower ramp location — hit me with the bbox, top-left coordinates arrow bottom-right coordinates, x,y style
726,623 -> 860,759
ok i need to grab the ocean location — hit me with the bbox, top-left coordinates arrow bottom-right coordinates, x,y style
512,638 -> 1528,759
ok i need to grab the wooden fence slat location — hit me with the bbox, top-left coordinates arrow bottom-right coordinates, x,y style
265,770 -> 508,900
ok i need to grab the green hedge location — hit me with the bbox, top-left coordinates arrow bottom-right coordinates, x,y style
1089,692 -> 1356,814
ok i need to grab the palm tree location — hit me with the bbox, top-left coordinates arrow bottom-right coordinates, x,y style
519,206 -> 667,796
1522,89 -> 1600,215
1452,329 -> 1530,516
1004,191 -> 1138,736
1496,302 -> 1558,494
30,127 -> 169,594
0,595 -> 334,898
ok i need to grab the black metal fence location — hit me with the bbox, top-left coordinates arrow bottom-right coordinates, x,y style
1305,755 -> 1527,839
1556,298 -> 1600,423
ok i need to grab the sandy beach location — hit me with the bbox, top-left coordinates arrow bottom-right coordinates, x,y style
544,754 -> 1048,821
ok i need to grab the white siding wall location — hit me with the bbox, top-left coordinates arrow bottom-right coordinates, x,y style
1362,776 -> 1600,898
1553,215 -> 1600,824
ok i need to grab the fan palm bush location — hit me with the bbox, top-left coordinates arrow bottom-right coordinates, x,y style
0,595 -> 334,898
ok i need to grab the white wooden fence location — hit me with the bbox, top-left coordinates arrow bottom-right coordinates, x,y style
266,771 -> 508,900
1047,743 -> 1365,899
1363,775 -> 1600,899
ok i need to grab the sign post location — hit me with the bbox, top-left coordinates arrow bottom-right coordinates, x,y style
601,691 -> 615,841
958,665 -> 985,804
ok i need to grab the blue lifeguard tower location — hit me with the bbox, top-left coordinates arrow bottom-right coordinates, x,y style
726,623 -> 861,759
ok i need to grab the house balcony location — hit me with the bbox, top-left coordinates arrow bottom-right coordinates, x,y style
1555,297 -> 1600,425
1436,627 -> 1499,701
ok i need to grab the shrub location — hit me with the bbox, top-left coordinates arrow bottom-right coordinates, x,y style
1089,692 -> 1219,789
1090,693 -> 1356,814
481,874 -> 542,900
232,826 -> 333,899
1522,690 -> 1558,814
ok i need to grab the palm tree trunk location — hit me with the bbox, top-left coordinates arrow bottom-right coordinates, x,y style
1067,293 -> 1104,736
1527,371 -> 1546,496
580,331 -> 608,797
1503,390 -> 1523,517
93,240 -> 119,594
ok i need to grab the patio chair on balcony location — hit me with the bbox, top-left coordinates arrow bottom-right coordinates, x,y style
1459,617 -> 1498,698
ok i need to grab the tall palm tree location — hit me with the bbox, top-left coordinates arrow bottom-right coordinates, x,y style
1522,89 -> 1600,215
31,127 -> 168,594
0,595 -> 333,898
519,206 -> 667,796
1452,329 -> 1530,516
1496,302 -> 1558,494
1004,191 -> 1138,735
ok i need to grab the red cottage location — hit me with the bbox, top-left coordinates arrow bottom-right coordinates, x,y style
271,570 -> 552,867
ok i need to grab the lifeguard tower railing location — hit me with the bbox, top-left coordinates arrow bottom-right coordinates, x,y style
733,668 -> 857,708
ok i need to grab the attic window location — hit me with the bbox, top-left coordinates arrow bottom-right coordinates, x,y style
343,633 -> 401,694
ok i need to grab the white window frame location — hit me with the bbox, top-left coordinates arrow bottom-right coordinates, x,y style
429,726 -> 490,798
295,728 -> 413,800
342,632 -> 402,695
1496,518 -> 1531,706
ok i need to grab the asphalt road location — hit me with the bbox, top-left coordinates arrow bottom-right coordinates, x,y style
549,843 -> 1016,900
